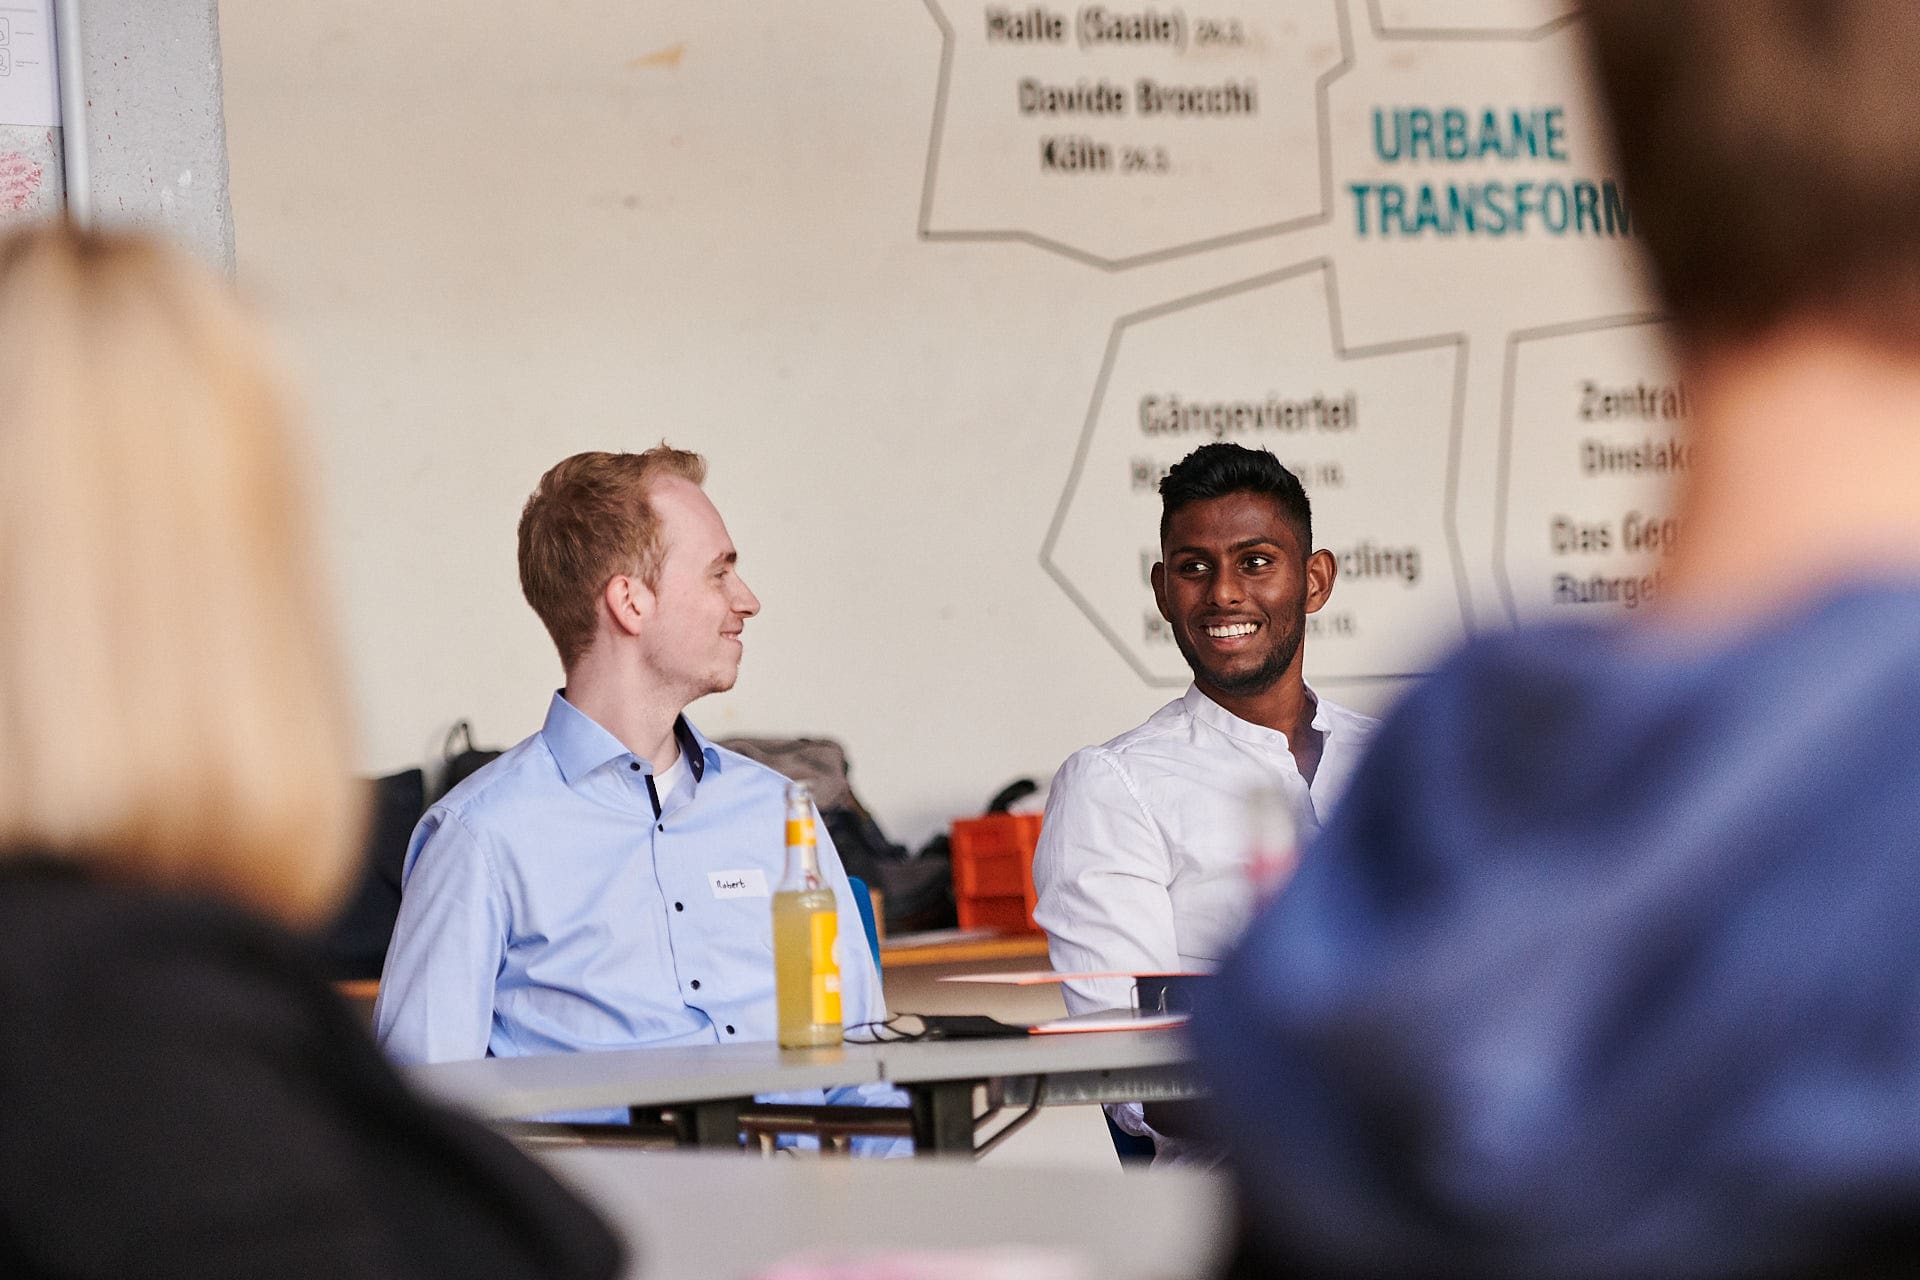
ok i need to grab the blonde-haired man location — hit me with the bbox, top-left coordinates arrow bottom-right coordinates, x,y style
376,449 -> 894,1126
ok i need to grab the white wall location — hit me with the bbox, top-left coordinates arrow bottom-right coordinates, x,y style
218,0 -> 1668,849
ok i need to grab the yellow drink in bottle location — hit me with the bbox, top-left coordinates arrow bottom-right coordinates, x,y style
774,782 -> 842,1048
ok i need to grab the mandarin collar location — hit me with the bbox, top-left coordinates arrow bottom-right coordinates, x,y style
1180,682 -> 1332,749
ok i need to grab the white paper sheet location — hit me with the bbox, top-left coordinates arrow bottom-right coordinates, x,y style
0,2 -> 59,128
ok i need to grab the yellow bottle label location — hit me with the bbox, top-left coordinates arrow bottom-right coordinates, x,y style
810,911 -> 842,1025
785,818 -> 816,847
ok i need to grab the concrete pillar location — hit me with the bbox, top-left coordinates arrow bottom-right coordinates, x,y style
0,0 -> 232,269
76,0 -> 234,267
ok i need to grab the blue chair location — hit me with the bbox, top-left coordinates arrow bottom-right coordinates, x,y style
846,876 -> 882,968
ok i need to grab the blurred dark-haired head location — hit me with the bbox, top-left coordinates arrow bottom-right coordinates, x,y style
1584,0 -> 1920,355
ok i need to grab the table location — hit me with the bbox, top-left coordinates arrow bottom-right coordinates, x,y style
415,1040 -> 884,1145
878,931 -> 1050,969
410,1026 -> 1197,1156
541,1147 -> 1231,1280
873,1029 -> 1192,1154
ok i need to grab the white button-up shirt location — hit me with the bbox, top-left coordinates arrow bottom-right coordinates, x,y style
1033,684 -> 1378,1018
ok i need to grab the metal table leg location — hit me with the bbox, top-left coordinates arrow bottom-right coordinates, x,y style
909,1079 -> 982,1155
664,1098 -> 745,1148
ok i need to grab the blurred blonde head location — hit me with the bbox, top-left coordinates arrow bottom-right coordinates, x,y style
0,224 -> 361,925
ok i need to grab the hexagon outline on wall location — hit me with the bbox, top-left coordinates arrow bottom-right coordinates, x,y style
1040,255 -> 1474,687
914,0 -> 1355,272
1365,0 -> 1578,43
1492,310 -> 1666,627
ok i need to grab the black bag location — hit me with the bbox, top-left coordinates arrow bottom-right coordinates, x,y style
720,736 -> 957,934
436,719 -> 502,802
313,767 -> 426,980
314,717 -> 504,979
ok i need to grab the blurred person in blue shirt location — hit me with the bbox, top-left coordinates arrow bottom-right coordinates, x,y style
376,449 -> 902,1135
1197,2 -> 1920,1275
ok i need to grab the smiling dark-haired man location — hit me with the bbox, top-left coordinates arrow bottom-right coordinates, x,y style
1032,442 -> 1376,1156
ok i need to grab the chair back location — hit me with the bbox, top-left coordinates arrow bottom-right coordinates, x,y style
847,875 -> 882,968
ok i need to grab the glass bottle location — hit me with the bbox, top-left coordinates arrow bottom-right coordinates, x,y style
1243,785 -> 1299,905
773,781 -> 842,1048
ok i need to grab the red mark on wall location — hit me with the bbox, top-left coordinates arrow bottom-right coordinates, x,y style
0,152 -> 43,214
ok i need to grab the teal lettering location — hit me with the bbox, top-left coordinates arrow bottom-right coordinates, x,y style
1412,183 -> 1445,233
1542,181 -> 1569,232
1349,182 -> 1373,234
1408,109 -> 1435,160
1477,108 -> 1504,159
1544,106 -> 1568,161
1346,177 -> 1627,238
1380,183 -> 1408,235
1482,181 -> 1509,234
1603,180 -> 1632,235
1573,181 -> 1600,232
1513,180 -> 1535,232
1511,109 -> 1541,158
1446,183 -> 1477,233
1370,109 -> 1401,162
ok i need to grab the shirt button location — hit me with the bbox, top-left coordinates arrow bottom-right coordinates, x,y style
674,901 -> 684,912
629,762 -> 641,772
657,824 -> 665,832
725,1025 -> 736,1035
690,979 -> 701,990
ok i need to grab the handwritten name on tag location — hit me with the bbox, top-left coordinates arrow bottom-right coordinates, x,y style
708,869 -> 770,899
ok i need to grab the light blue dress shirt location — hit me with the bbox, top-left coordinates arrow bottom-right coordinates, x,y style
373,692 -> 903,1135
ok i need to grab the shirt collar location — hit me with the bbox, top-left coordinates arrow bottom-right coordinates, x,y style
1180,682 -> 1333,749
541,691 -> 715,787
675,715 -> 714,782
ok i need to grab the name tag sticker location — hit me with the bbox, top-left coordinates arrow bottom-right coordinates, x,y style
708,869 -> 770,899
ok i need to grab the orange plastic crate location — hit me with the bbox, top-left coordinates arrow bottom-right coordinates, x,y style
951,813 -> 1043,934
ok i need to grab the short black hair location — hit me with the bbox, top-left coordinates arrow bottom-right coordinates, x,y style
1158,443 -> 1311,548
